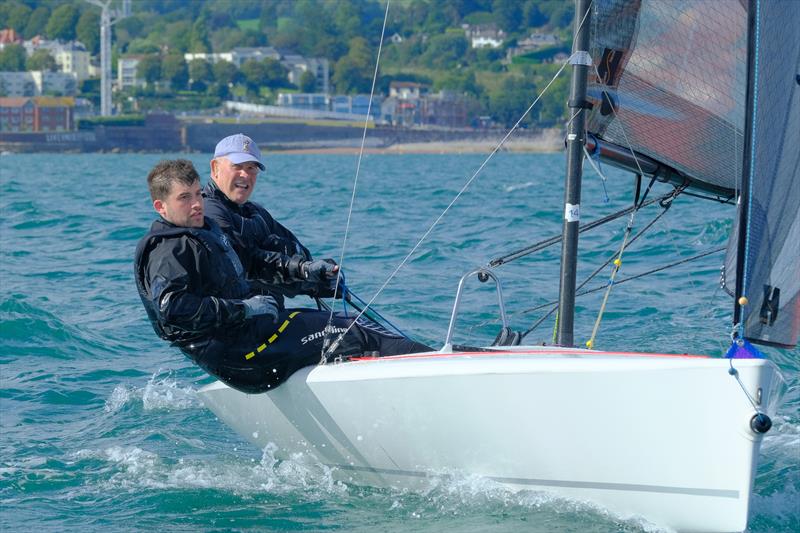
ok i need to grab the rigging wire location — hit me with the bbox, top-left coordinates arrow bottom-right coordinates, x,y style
522,190 -> 678,339
321,0 -> 391,361
465,189 -> 682,341
489,192 -> 672,267
521,245 -> 726,336
321,53 -> 576,359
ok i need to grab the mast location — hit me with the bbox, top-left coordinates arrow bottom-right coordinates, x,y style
557,0 -> 592,347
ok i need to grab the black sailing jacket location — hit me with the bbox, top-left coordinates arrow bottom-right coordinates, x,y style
202,180 -> 336,300
133,217 -> 252,346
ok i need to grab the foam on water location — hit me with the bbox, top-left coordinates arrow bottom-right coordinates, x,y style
1,153 -> 797,532
104,370 -> 201,414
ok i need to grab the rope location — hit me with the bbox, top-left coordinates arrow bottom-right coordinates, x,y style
321,0 -> 391,361
321,55 -> 576,359
585,212 -> 634,348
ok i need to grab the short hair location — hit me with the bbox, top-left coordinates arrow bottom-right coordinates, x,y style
147,159 -> 200,201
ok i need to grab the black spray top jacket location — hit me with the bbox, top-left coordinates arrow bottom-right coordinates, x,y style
202,180 -> 336,300
134,217 -> 252,346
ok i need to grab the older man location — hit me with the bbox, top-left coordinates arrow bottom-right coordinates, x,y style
135,159 -> 431,394
203,133 -> 334,305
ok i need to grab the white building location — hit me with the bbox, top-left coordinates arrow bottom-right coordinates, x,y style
281,54 -> 330,94
117,56 -> 145,90
183,47 -> 330,94
0,71 -> 78,97
463,25 -> 506,49
23,37 -> 92,82
183,51 -> 236,65
184,47 -> 279,68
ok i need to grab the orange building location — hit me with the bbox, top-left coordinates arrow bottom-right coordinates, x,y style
0,96 -> 74,132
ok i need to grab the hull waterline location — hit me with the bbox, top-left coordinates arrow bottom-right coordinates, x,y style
199,347 -> 784,532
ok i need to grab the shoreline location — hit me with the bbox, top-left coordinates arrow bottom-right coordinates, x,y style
273,129 -> 565,155
273,142 -> 564,155
0,129 -> 565,155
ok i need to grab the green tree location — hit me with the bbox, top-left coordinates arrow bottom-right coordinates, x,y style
189,17 -> 211,53
188,58 -> 213,91
536,74 -> 568,126
26,49 -> 57,72
75,10 -> 100,55
240,59 -> 266,92
162,21 -> 192,53
420,33 -> 470,69
76,11 -> 100,55
489,76 -> 538,127
0,44 -> 26,71
161,54 -> 189,90
45,4 -> 80,41
492,0 -> 522,33
332,37 -> 373,94
212,60 -> 240,87
436,70 -> 479,96
5,3 -> 31,33
24,6 -> 51,39
298,70 -> 316,92
261,58 -> 289,88
239,58 -> 289,92
136,54 -> 162,85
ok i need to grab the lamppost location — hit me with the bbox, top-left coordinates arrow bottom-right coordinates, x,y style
84,0 -> 130,116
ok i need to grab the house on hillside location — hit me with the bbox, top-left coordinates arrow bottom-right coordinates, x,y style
463,24 -> 506,49
117,56 -> 147,90
506,32 -> 562,62
183,48 -> 331,94
23,37 -> 92,82
0,28 -> 22,47
0,96 -> 74,132
0,71 -> 77,97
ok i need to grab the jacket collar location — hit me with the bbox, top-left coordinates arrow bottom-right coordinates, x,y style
203,179 -> 249,212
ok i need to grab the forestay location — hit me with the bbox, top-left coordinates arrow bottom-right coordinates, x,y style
727,0 -> 800,348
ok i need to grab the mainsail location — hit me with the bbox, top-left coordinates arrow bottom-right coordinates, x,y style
585,0 -> 747,196
585,0 -> 798,348
729,0 -> 800,348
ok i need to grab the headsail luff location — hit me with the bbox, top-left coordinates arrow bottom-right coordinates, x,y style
729,0 -> 800,348
585,0 -> 747,196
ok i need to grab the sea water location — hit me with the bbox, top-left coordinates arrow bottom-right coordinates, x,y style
1,152 -> 797,532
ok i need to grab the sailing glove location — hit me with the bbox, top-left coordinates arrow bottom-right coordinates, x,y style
301,259 -> 338,282
242,295 -> 279,322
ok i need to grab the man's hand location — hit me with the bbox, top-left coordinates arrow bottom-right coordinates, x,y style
242,295 -> 279,322
301,259 -> 339,282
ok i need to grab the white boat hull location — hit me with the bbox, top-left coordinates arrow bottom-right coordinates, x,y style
198,347 -> 784,532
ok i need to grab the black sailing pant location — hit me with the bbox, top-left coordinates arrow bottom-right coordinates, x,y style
185,309 -> 432,394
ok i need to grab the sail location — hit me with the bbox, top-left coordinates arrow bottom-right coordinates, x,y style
728,0 -> 800,348
586,0 -> 747,195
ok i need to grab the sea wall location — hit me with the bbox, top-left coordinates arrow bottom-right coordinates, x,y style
0,115 -> 562,153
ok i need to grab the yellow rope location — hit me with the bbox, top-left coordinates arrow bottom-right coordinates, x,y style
586,223 -> 633,349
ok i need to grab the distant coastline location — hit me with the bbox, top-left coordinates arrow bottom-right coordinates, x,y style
275,132 -> 564,155
0,115 -> 564,155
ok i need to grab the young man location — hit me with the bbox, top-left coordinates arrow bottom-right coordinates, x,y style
202,133 -> 336,307
135,159 -> 430,394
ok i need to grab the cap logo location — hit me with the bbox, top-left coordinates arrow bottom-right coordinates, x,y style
242,139 -> 250,153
